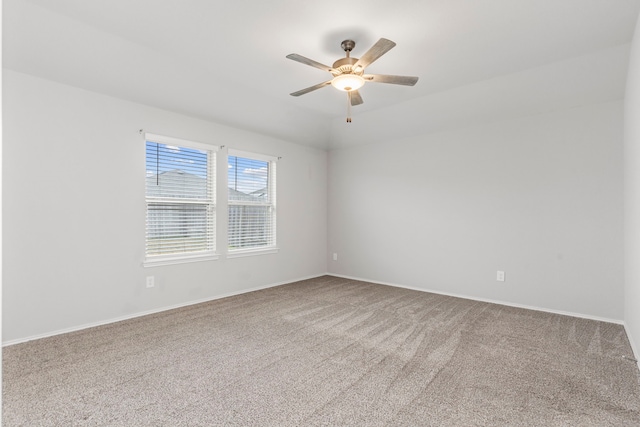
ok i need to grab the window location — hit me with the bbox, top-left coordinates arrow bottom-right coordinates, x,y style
144,133 -> 217,266
228,150 -> 277,255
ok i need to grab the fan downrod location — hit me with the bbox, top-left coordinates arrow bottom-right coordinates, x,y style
334,40 -> 359,68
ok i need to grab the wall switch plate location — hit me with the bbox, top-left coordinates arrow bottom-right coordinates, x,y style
333,253 -> 338,261
146,276 -> 155,288
497,271 -> 505,282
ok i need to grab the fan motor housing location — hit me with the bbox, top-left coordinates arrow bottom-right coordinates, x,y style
332,57 -> 361,76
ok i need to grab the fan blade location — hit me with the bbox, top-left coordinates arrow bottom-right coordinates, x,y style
350,90 -> 363,106
290,80 -> 332,97
286,54 -> 336,73
363,74 -> 419,86
353,38 -> 396,71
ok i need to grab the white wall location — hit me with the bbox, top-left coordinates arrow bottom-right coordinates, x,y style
328,101 -> 624,321
3,70 -> 328,343
624,12 -> 640,359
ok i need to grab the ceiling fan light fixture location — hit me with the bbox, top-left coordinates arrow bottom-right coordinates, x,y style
331,74 -> 365,92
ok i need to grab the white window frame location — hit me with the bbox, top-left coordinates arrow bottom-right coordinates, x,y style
227,149 -> 278,258
144,133 -> 219,267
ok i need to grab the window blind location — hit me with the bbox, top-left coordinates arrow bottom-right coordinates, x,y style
145,134 -> 217,262
228,150 -> 277,252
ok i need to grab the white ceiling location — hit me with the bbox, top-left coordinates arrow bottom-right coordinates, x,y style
4,0 -> 640,149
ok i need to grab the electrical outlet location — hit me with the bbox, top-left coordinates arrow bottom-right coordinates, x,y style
497,271 -> 505,282
146,276 -> 155,288
333,253 -> 338,261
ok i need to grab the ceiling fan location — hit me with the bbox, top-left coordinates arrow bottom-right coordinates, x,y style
286,38 -> 419,122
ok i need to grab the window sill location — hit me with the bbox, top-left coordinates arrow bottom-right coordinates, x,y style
143,253 -> 219,267
227,247 -> 279,259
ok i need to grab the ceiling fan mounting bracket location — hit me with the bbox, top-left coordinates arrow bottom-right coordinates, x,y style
341,40 -> 356,53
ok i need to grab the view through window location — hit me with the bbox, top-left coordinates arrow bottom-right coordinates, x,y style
145,134 -> 216,264
228,152 -> 276,252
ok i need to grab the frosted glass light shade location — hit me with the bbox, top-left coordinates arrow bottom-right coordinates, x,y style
331,74 -> 365,92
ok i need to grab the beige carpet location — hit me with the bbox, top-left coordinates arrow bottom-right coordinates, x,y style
3,275 -> 640,426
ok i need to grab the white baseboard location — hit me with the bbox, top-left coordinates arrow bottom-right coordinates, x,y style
6,272 -> 628,348
327,273 -> 624,325
2,273 -> 326,347
624,323 -> 640,361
